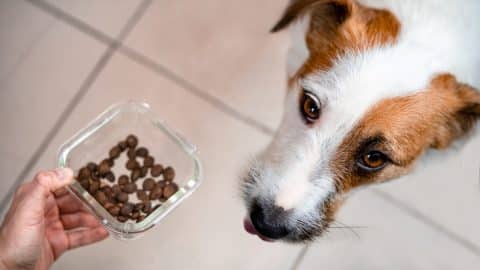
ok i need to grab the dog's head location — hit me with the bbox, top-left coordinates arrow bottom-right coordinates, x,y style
242,0 -> 480,242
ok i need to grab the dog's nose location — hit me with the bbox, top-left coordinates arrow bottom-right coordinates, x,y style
250,202 -> 289,239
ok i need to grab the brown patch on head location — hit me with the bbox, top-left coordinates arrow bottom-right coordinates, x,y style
330,74 -> 480,193
272,0 -> 400,84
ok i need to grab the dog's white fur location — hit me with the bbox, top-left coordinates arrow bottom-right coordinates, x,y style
247,0 -> 480,228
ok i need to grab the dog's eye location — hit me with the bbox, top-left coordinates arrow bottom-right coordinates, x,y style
300,91 -> 321,124
358,151 -> 389,171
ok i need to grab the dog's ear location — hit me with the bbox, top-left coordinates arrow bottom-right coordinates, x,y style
271,0 -> 353,32
429,74 -> 480,149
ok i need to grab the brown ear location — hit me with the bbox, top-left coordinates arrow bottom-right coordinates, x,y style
271,0 -> 353,32
430,74 -> 480,149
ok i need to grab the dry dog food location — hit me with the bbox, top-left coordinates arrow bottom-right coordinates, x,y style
75,134 -> 179,223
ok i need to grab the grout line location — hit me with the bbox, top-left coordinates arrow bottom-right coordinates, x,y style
10,0 -> 480,260
289,244 -> 310,270
0,0 -> 153,213
119,45 -> 275,136
24,0 -> 115,46
24,0 -> 275,136
372,189 -> 480,256
0,19 -> 56,85
115,0 -> 153,42
0,47 -> 116,214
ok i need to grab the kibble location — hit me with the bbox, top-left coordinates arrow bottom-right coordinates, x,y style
126,134 -> 138,148
98,160 -> 111,175
108,205 -> 120,216
135,147 -> 148,157
101,185 -> 112,194
163,166 -> 175,181
157,180 -> 167,188
136,190 -> 148,201
104,158 -> 114,167
117,216 -> 128,223
118,140 -> 128,151
87,162 -> 97,172
123,182 -> 137,194
131,169 -> 141,181
79,178 -> 90,189
120,203 -> 134,216
149,185 -> 163,200
75,134 -> 179,223
104,171 -> 115,183
78,167 -> 91,179
140,166 -> 148,178
91,172 -> 99,181
89,181 -> 100,194
111,185 -> 122,196
118,175 -> 129,186
127,148 -> 136,159
130,211 -> 140,220
136,215 -> 146,223
103,201 -> 114,210
143,178 -> 156,191
126,159 -> 140,170
109,146 -> 122,159
134,202 -> 144,212
142,201 -> 152,214
94,191 -> 108,205
143,156 -> 154,168
163,183 -> 179,199
151,164 -> 163,177
116,192 -> 129,203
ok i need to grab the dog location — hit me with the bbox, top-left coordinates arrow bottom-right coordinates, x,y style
241,0 -> 480,242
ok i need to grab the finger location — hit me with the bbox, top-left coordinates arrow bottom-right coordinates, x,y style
54,187 -> 70,197
56,193 -> 87,214
45,192 -> 58,214
67,227 -> 109,249
61,212 -> 101,229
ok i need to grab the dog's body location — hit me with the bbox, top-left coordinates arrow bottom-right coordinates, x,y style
242,0 -> 480,242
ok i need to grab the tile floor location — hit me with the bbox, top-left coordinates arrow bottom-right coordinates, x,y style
0,1 -> 479,269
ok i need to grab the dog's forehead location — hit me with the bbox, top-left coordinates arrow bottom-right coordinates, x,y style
300,47 -> 431,115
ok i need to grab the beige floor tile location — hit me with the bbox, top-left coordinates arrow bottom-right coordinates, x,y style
124,0 -> 290,131
375,134 -> 480,245
0,1 -> 107,200
19,53 -> 303,270
0,150 -> 23,200
0,1 -> 55,82
297,189 -> 480,270
45,0 -> 143,38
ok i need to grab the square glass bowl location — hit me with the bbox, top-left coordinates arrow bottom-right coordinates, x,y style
57,101 -> 202,240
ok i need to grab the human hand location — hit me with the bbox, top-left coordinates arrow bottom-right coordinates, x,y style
0,168 -> 109,270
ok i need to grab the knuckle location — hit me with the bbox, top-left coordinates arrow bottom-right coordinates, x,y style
34,170 -> 55,187
34,171 -> 50,181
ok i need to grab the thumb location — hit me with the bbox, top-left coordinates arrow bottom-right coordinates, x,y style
32,168 -> 74,197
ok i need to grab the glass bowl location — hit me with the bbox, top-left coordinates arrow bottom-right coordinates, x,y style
57,101 -> 202,240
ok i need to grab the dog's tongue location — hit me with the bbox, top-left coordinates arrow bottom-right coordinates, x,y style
243,218 -> 274,242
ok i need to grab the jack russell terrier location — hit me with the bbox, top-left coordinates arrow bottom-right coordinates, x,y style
242,0 -> 480,242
